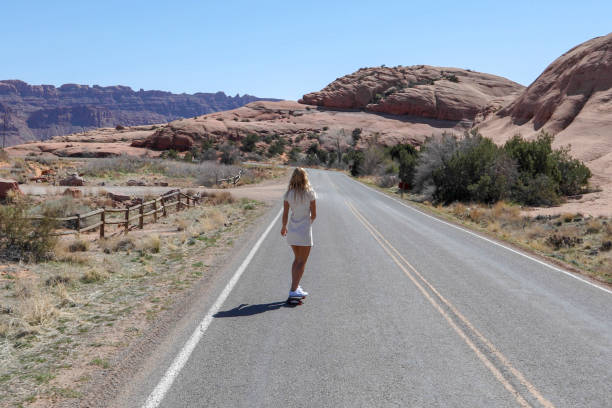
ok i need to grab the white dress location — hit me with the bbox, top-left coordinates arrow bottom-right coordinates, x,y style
284,188 -> 317,246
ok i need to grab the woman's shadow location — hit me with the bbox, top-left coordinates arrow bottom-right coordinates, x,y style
214,301 -> 293,318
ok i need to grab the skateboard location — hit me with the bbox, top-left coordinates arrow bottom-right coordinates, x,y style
286,296 -> 305,306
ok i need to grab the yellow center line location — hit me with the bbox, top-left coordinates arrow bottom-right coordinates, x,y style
345,199 -> 555,408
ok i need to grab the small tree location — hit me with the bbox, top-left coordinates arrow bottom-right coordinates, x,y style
220,143 -> 240,165
351,128 -> 362,146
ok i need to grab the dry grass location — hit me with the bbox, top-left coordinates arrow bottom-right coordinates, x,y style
0,196 -> 266,406
467,207 -> 486,223
19,292 -> 59,326
176,219 -> 189,231
208,191 -> 234,205
408,198 -> 612,285
452,203 -> 467,218
99,236 -> 136,253
80,268 -> 107,284
68,238 -> 90,252
586,219 -> 602,234
137,234 -> 161,253
54,242 -> 90,264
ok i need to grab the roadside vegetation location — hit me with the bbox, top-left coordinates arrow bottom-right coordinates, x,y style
81,156 -> 284,187
0,191 -> 264,406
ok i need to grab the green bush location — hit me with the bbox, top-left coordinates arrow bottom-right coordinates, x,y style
288,147 -> 301,163
412,130 -> 589,206
241,134 -> 260,152
268,139 -> 286,156
513,174 -> 561,206
351,128 -> 362,146
344,149 -> 365,176
0,201 -> 57,262
429,133 -> 512,203
553,147 -> 592,196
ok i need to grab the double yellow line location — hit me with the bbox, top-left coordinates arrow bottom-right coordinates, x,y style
345,200 -> 554,408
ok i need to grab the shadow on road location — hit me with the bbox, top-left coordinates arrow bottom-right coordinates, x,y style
214,301 -> 293,317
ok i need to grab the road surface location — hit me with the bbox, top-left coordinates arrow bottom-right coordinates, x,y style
116,169 -> 612,408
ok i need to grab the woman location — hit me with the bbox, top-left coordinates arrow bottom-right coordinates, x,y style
280,168 -> 317,299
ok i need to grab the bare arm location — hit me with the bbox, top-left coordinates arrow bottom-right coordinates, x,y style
281,200 -> 289,236
310,200 -> 317,223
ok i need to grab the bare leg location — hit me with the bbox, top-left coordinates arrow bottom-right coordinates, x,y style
290,245 -> 311,291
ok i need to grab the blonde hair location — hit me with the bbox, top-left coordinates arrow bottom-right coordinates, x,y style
286,168 -> 312,200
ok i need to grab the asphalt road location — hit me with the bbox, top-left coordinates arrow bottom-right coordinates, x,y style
119,169 -> 612,408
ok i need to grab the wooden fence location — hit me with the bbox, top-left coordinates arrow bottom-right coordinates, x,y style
30,190 -> 203,238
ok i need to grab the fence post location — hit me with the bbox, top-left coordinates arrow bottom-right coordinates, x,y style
186,195 -> 191,207
100,210 -> 105,238
76,214 -> 81,235
162,197 -> 167,217
177,194 -> 182,212
153,200 -> 158,223
139,204 -> 144,229
124,208 -> 129,234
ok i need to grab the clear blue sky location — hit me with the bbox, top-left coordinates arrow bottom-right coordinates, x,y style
1,1 -> 610,100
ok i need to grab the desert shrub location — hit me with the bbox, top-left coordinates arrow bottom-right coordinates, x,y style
412,130 -> 588,206
343,149 -> 365,177
491,202 -> 521,224
138,234 -> 161,253
389,144 -> 419,189
600,241 -> 612,252
68,238 -> 89,252
316,148 -> 328,165
80,268 -> 107,284
208,191 -> 234,205
219,143 -> 240,165
377,174 -> 398,188
414,131 -> 516,204
553,147 -> 592,196
451,202 -> 467,218
100,236 -> 135,253
19,292 -> 58,326
241,134 -> 260,152
504,132 -> 591,201
288,147 -> 302,163
115,125 -> 125,130
351,128 -> 362,146
0,201 -> 57,262
361,145 -> 386,175
512,174 -> 560,206
546,234 -> 583,250
268,139 -> 286,156
585,219 -> 601,234
467,207 -> 486,223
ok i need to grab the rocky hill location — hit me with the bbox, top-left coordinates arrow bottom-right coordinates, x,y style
300,65 -> 524,122
0,80 -> 278,146
477,32 -> 612,214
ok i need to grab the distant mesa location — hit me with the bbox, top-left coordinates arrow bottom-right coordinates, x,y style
0,80 -> 279,146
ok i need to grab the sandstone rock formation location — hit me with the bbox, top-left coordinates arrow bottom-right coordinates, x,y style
129,100 -> 476,153
300,66 -> 524,122
0,80 -> 279,146
0,178 -> 21,199
59,173 -> 85,186
477,32 -> 612,215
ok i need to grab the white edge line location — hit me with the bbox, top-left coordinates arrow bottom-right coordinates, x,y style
346,175 -> 612,295
142,208 -> 283,408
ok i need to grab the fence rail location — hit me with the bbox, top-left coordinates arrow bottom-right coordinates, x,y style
30,190 -> 203,238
